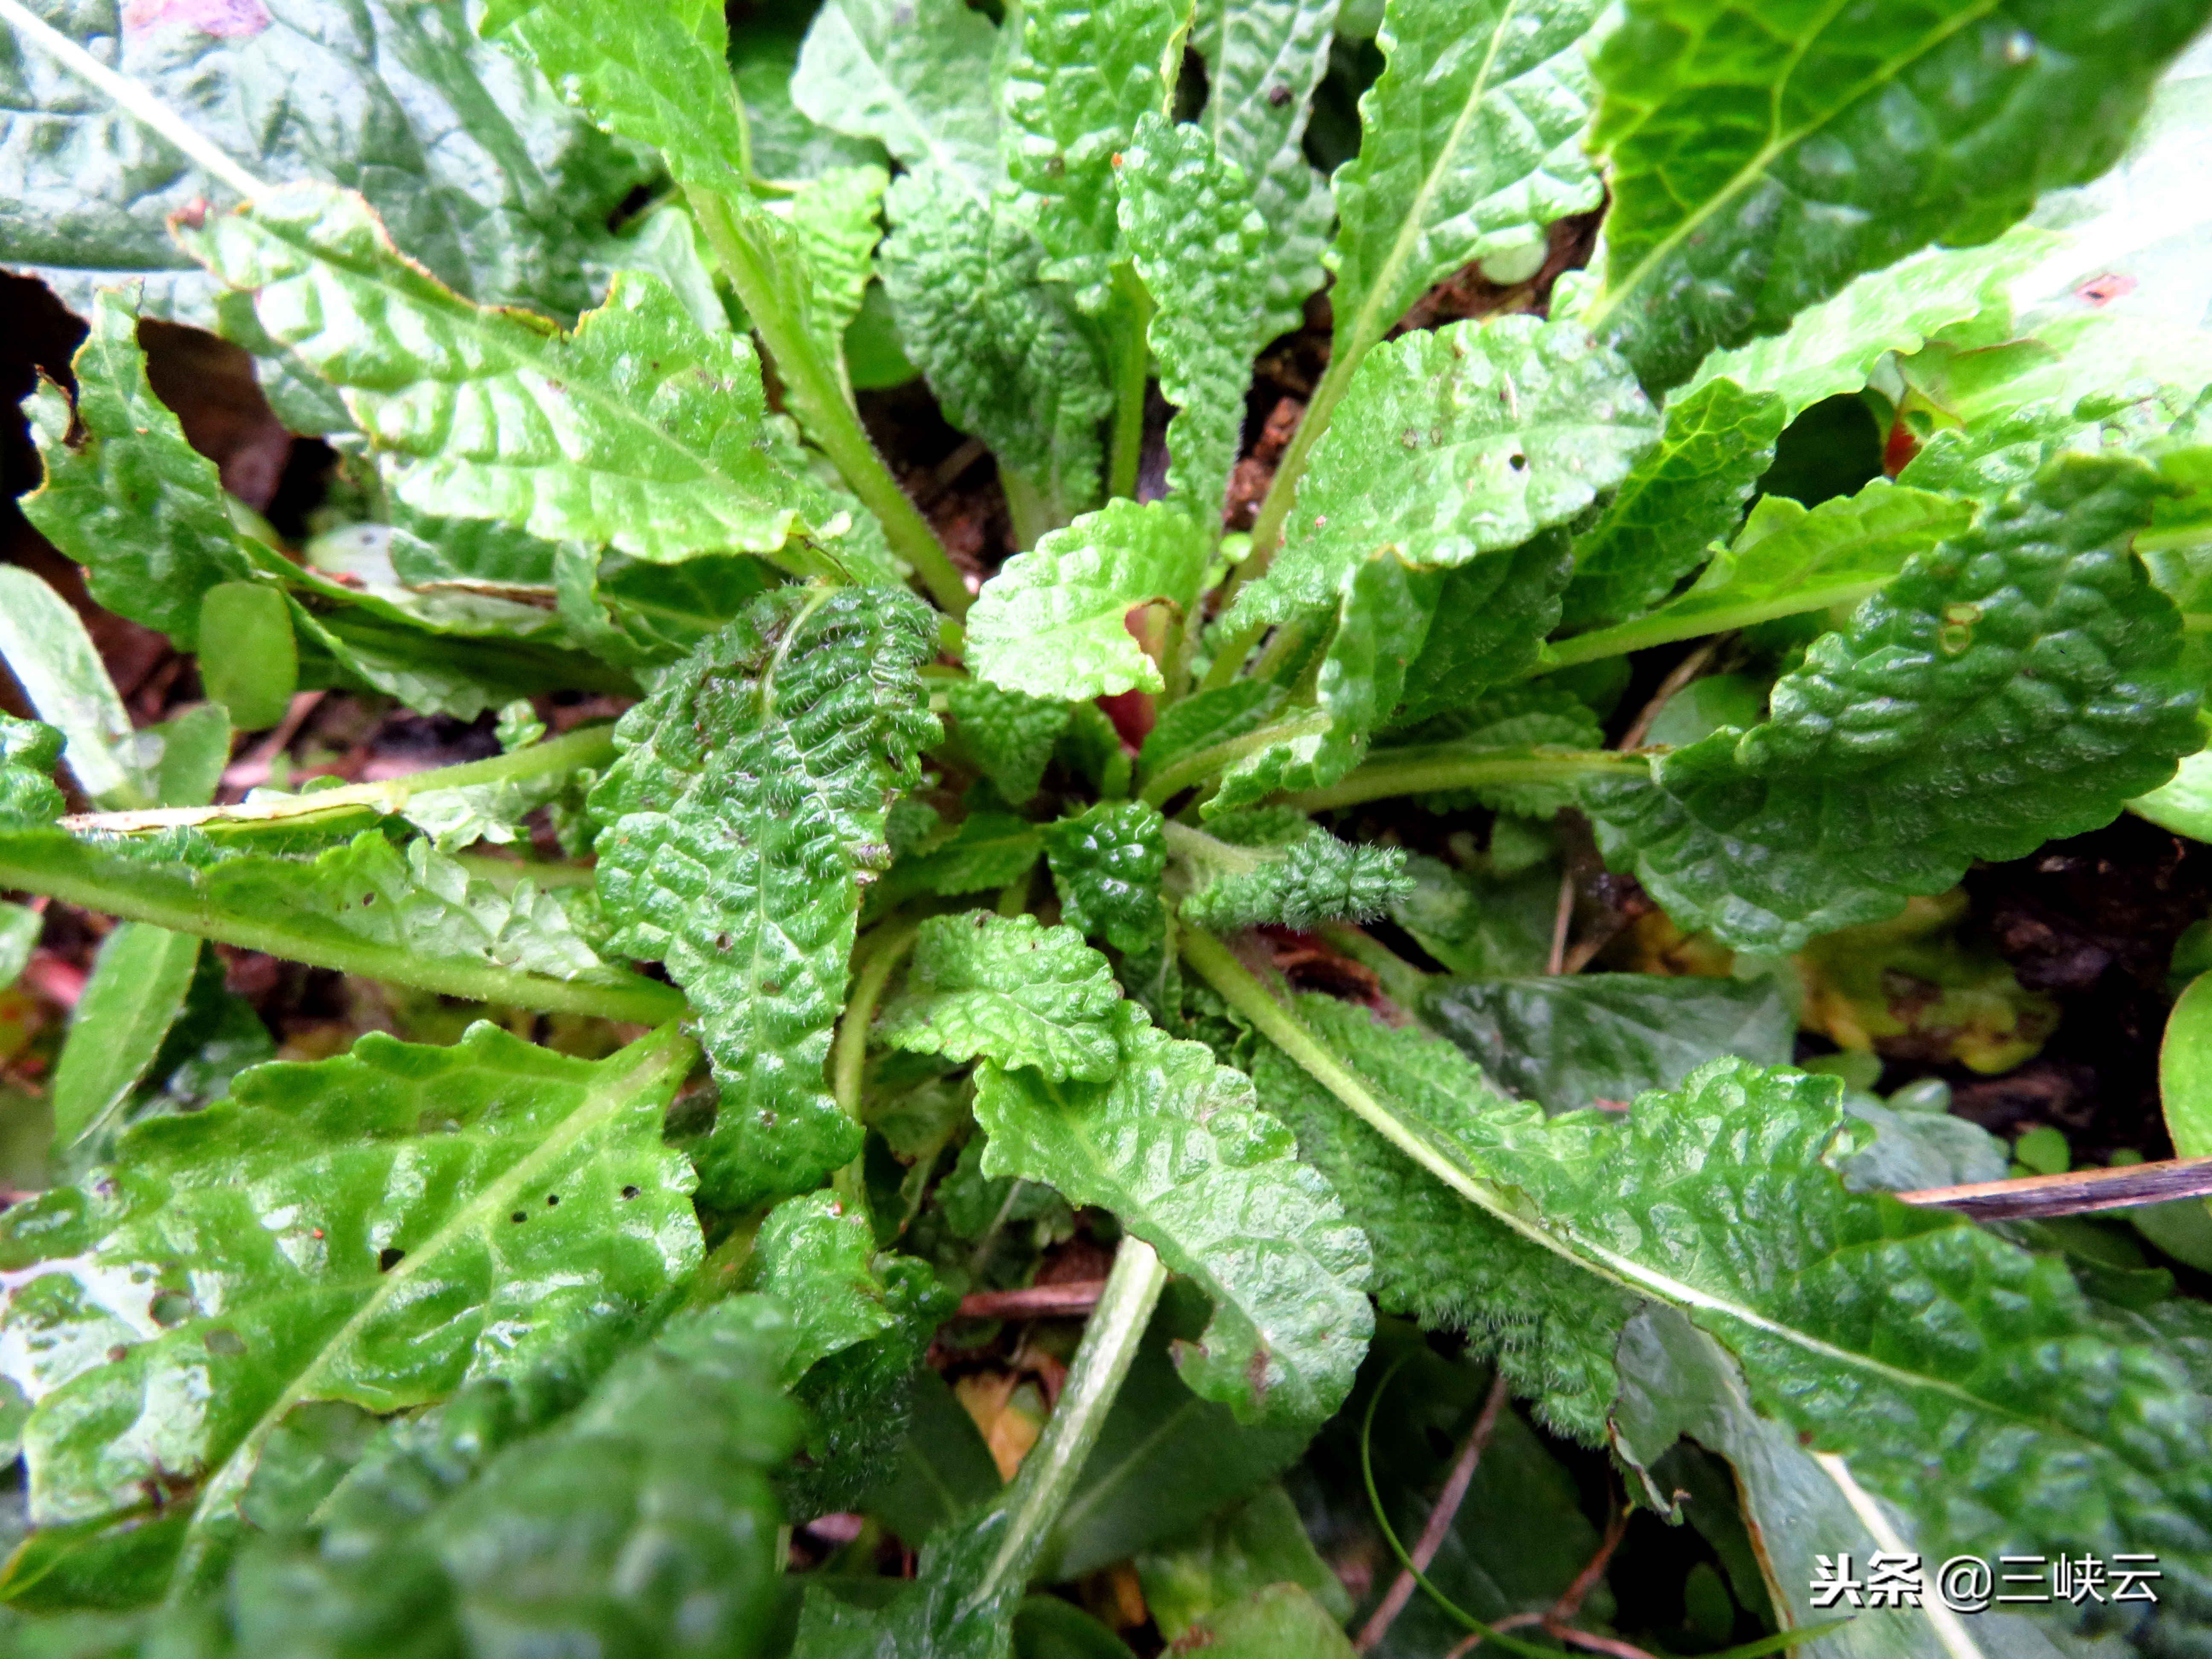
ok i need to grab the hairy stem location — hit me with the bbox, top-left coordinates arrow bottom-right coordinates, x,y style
1198,617 -> 1269,693
1107,267 -> 1156,503
1540,579 -> 1891,669
1217,335 -> 1359,608
60,723 -> 619,838
1001,469 -> 1059,552
1281,746 -> 1649,812
687,188 -> 971,618
968,1235 -> 1168,1609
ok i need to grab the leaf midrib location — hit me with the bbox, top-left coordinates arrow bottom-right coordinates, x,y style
164,1026 -> 690,1598
1588,0 -> 2007,333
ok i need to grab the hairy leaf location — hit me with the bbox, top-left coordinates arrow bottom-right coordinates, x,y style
0,567 -> 150,813
1390,533 -> 1575,728
792,0 -> 1001,188
1558,378 -> 1786,634
0,827 -> 664,1016
1232,318 -> 1657,630
1424,972 -> 1794,1113
975,1000 -> 1372,1427
1677,233 -> 2060,418
1042,802 -> 1169,958
1118,114 -> 1271,517
880,168 -> 1115,516
870,812 -> 1048,913
880,913 -> 1123,1082
1134,1483 -> 1348,1642
969,499 -> 1206,701
1253,997 -> 1630,1441
946,680 -> 1071,806
733,21 -> 892,185
1327,0 -> 1606,374
180,186 -> 840,571
0,0 -> 652,323
1000,0 -> 1182,311
1211,549 -> 1441,815
0,718 -> 67,831
0,1022 -> 699,1601
1192,0 -> 1339,340
20,294 -> 254,651
1175,824 -> 1413,931
1586,455 -> 2200,949
1585,0 -> 2212,390
789,163 -> 892,385
1558,480 -> 1976,666
794,1503 -> 1022,1659
587,585 -> 940,1208
176,1295 -> 802,1656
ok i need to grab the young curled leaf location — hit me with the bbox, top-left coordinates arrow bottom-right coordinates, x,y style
879,912 -> 1125,1083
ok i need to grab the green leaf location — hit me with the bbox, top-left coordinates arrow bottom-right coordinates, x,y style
975,999 -> 1373,1427
1389,533 -> 1575,728
182,1294 -> 803,1656
733,20 -> 894,185
48,923 -> 201,1153
863,1365 -> 1004,1547
969,499 -> 1206,701
946,680 -> 1071,806
0,718 -> 66,831
587,585 -> 940,1208
1380,684 -> 1605,816
1117,114 -> 1271,517
150,705 -> 231,813
880,168 -> 1115,517
1231,318 -> 1658,631
1170,1584 -> 1356,1659
0,567 -> 150,812
790,163 -> 893,386
195,582 -> 297,732
1584,455 -> 2202,949
20,292 -> 257,652
1042,801 -> 1169,958
1558,379 -> 1787,634
791,0 -> 1002,188
1676,233 -> 2061,420
1388,852 -> 1559,980
1000,0 -> 1182,311
1252,996 -> 1630,1441
1253,986 -> 2212,1582
1192,0 -> 1339,342
0,1021 -> 701,1601
0,825 -> 666,1013
1013,1597 -> 1139,1659
1039,1282 -> 1319,1580
0,0 -> 653,324
1174,823 -> 1414,931
2163,971 -> 2212,1156
1326,0 -> 1606,376
1424,971 -> 1794,1113
1551,479 -> 1976,667
871,812 -> 1048,913
0,903 -> 39,990
751,1191 -> 902,1384
1133,1482 -> 1350,1641
880,913 -> 1125,1083
180,185 -> 839,572
1584,0 -> 2212,391
795,1503 -> 1023,1659
1211,549 -> 1442,815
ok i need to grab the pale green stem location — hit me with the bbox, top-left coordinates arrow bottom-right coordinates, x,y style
1281,746 -> 1649,813
1198,617 -> 1269,693
1001,468 -> 1059,553
2185,614 -> 2212,634
1540,580 -> 1893,670
966,1235 -> 1168,1611
686,188 -> 971,618
1107,267 -> 1155,504
833,922 -> 920,1119
58,723 -> 619,838
1211,332 -> 1362,616
1138,712 -> 1333,806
